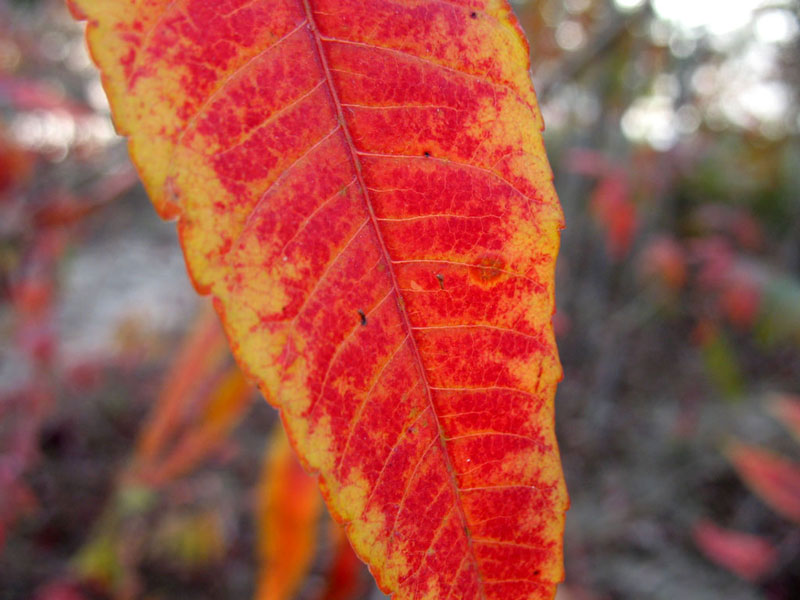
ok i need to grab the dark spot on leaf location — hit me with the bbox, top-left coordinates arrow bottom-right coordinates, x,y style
358,309 -> 367,326
470,11 -> 478,18
436,273 -> 445,289
423,151 -> 431,157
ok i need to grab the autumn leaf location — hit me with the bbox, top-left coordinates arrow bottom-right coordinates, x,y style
70,1 -> 568,598
136,306 -> 229,466
133,304 -> 254,486
692,519 -> 778,582
566,148 -> 637,260
71,306 -> 252,596
727,442 -> 800,524
255,428 -> 365,600
138,363 -> 253,485
31,580 -> 88,600
256,426 -> 322,600
638,235 -> 687,294
317,521 -> 365,600
0,122 -> 34,198
589,174 -> 637,260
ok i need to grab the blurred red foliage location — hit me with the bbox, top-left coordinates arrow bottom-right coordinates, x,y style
693,519 -> 778,582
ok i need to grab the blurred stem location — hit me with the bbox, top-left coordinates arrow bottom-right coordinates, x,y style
538,5 -> 651,102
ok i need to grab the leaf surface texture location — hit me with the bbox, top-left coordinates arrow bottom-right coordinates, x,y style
70,1 -> 568,597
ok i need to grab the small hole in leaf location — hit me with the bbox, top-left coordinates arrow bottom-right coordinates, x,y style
423,151 -> 431,157
470,11 -> 477,18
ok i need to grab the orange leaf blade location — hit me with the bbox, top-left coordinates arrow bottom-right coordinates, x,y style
133,305 -> 254,485
71,1 -> 568,598
256,426 -> 323,600
318,522 -> 364,600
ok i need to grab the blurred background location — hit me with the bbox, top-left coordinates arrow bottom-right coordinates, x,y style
1,0 -> 799,598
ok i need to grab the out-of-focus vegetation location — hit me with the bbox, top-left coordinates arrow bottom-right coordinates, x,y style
0,0 -> 798,599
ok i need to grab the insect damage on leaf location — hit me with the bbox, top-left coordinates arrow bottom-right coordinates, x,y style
70,1 -> 569,599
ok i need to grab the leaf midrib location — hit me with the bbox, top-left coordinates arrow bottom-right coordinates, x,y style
300,1 -> 487,597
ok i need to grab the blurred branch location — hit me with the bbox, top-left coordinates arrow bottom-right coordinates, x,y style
537,5 -> 652,102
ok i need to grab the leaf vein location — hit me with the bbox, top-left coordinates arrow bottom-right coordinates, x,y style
362,402 -> 428,509
334,333 -> 411,473
305,284 -> 394,416
390,259 -> 541,286
276,176 -> 357,259
305,3 -> 489,597
377,213 -> 503,223
318,35 -> 533,114
170,19 -> 311,169
355,150 -> 540,209
236,125 -> 342,247
411,323 -> 543,344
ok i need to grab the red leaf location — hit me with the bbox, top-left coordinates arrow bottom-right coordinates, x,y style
31,580 -> 87,600
770,394 -> 800,443
71,2 -> 568,598
692,519 -> 778,582
566,149 -> 637,260
133,304 -> 254,485
135,306 -> 229,465
727,442 -> 800,524
317,522 -> 364,600
0,123 -> 34,197
639,235 -> 687,292
719,283 -> 761,329
589,174 -> 637,260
